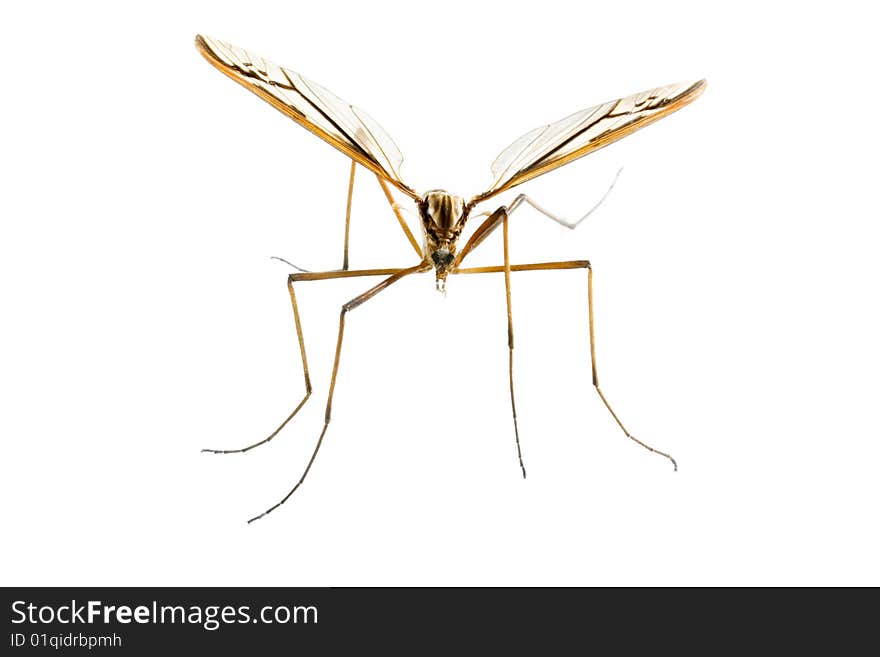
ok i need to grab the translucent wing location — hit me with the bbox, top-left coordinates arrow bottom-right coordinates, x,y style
472,80 -> 706,205
196,34 -> 419,200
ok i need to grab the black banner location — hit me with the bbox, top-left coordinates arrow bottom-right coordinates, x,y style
1,587 -> 873,653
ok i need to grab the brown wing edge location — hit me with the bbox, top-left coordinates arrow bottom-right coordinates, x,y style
469,79 -> 707,207
194,35 -> 420,201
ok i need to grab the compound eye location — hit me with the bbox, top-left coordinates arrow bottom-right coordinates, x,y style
431,249 -> 454,268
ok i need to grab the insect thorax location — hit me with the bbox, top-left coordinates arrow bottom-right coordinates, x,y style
419,190 -> 468,283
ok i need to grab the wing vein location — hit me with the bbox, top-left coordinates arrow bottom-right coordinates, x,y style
195,34 -> 419,200
473,79 -> 706,204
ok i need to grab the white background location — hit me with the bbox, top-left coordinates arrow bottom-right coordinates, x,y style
2,1 -> 878,586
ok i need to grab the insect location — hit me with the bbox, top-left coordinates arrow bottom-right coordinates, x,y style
195,34 -> 706,522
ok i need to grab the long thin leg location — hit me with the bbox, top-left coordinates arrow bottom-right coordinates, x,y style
455,260 -> 677,470
586,264 -> 677,470
455,207 -> 529,475
202,265 -> 417,455
337,161 -> 421,272
342,160 -> 356,270
248,260 -> 431,523
506,167 -> 622,229
500,209 -> 526,478
453,170 -> 621,270
452,207 -> 505,269
375,174 -> 423,258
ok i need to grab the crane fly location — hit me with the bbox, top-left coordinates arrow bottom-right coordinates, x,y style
195,34 -> 706,523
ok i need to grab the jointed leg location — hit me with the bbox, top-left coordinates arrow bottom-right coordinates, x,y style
453,207 -> 527,475
452,169 -> 622,271
501,209 -> 526,478
342,160 -> 356,270
455,260 -> 677,471
248,260 -> 431,523
339,161 -> 422,271
451,175 -> 617,270
202,265 -> 418,455
586,264 -> 677,470
375,174 -> 423,258
452,207 -> 505,269
506,167 -> 621,229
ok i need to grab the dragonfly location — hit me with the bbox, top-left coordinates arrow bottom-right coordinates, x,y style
195,34 -> 706,523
